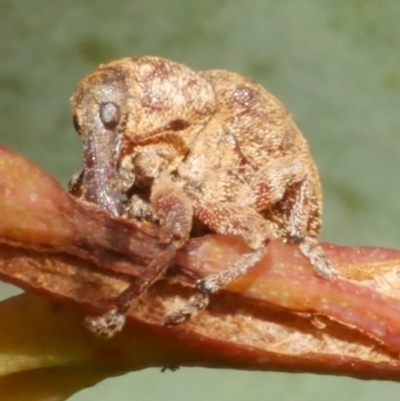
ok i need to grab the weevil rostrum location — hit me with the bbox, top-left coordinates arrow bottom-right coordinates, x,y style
70,56 -> 335,337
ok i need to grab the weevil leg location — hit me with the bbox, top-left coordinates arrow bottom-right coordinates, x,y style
164,292 -> 210,325
197,246 -> 266,293
84,246 -> 177,338
296,237 -> 336,279
165,247 -> 266,325
165,201 -> 276,324
286,179 -> 336,279
68,169 -> 85,198
115,246 -> 177,315
84,178 -> 193,338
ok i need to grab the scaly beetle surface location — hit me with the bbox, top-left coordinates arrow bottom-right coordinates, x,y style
70,56 -> 335,337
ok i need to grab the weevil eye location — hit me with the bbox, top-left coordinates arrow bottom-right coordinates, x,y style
100,102 -> 120,130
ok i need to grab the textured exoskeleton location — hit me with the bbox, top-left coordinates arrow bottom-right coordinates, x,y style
70,56 -> 335,337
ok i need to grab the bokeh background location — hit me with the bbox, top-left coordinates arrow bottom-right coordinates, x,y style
1,0 -> 400,400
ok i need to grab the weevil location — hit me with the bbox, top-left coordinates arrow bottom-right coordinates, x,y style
70,56 -> 335,337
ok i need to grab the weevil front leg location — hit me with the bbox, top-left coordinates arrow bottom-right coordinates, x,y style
84,245 -> 177,338
68,170 -> 85,198
84,176 -> 194,338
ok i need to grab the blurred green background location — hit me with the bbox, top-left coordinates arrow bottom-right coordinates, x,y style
1,0 -> 400,399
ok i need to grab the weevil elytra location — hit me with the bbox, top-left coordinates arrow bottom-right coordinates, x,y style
70,56 -> 335,337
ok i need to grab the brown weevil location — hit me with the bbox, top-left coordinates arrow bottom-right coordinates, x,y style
70,56 -> 335,337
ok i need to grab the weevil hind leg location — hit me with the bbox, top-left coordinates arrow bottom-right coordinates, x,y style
285,179 -> 337,280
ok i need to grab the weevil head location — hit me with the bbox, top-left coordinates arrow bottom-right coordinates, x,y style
71,63 -> 131,215
71,56 -> 216,212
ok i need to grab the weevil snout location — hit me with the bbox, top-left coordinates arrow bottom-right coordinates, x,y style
71,67 -> 129,216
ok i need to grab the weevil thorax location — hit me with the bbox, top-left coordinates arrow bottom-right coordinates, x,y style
115,56 -> 217,186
